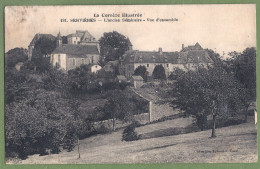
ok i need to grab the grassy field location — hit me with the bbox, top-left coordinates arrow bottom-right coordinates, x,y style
18,121 -> 257,164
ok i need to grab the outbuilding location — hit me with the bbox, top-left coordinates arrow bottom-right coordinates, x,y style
130,76 -> 144,88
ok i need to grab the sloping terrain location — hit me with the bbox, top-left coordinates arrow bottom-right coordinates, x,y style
20,122 -> 257,164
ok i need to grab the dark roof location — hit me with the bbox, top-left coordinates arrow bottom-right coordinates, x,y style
181,42 -> 203,52
29,34 -> 56,46
178,50 -> 213,63
122,43 -> 213,64
121,50 -> 179,64
67,30 -> 98,43
52,44 -> 99,56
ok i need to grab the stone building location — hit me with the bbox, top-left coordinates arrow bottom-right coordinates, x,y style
50,31 -> 100,71
130,76 -> 144,88
119,43 -> 213,79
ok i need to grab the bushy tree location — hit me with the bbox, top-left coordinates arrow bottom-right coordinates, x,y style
5,48 -> 28,67
31,36 -> 56,73
232,47 -> 256,122
152,65 -> 166,80
134,66 -> 147,81
168,67 -> 185,80
103,90 -> 136,131
99,31 -> 131,63
68,65 -> 98,94
5,89 -> 81,159
122,121 -> 141,141
171,67 -> 244,137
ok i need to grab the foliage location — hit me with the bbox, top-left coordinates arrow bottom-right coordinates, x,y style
122,122 -> 141,141
233,47 -> 256,100
102,89 -> 149,131
99,31 -> 131,63
5,88 -> 81,159
134,65 -> 147,81
171,67 -> 244,137
5,48 -> 28,67
31,36 -> 56,73
168,67 -> 185,80
152,65 -> 166,80
228,47 -> 256,121
33,36 -> 57,57
62,36 -> 68,44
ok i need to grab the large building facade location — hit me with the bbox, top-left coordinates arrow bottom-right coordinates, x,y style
119,43 -> 213,79
50,31 -> 100,71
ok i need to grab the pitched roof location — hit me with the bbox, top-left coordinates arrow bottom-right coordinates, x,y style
121,50 -> 179,64
52,44 -> 99,56
67,30 -> 98,43
29,34 -> 56,46
131,75 -> 143,81
181,42 -> 203,52
178,50 -> 213,63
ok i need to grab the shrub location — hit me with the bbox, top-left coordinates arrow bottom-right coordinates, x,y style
122,122 -> 141,141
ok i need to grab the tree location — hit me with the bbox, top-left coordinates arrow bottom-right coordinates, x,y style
5,88 -> 81,159
171,67 -> 243,138
168,67 -> 185,80
232,47 -> 256,122
103,90 -> 135,131
152,65 -> 166,80
134,65 -> 147,81
31,36 -> 56,73
5,48 -> 28,67
99,31 -> 131,63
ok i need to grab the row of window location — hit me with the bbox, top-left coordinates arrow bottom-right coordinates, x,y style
130,63 -> 169,69
55,55 -> 95,66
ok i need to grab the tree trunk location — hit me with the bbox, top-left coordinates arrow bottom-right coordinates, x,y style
77,138 -> 80,159
211,114 -> 217,138
112,117 -> 115,132
244,105 -> 249,123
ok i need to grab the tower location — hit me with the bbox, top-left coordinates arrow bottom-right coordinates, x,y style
57,32 -> 62,47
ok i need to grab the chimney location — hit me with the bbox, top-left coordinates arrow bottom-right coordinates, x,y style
182,44 -> 184,49
158,47 -> 162,54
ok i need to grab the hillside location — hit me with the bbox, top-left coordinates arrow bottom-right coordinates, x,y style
17,122 -> 257,164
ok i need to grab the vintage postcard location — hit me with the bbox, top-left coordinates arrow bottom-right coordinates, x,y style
4,5 -> 257,164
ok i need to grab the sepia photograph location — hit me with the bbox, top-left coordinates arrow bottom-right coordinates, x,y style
4,5 -> 257,164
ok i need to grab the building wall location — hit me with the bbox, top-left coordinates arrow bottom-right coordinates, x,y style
68,36 -> 81,44
51,53 -> 67,70
133,62 -> 172,77
66,54 -> 99,71
123,62 -> 212,79
91,65 -> 102,73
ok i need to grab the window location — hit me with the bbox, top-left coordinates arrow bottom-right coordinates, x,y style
147,64 -> 149,67
58,54 -> 61,64
167,64 -> 169,67
73,59 -> 76,66
92,56 -> 94,63
82,59 -> 84,64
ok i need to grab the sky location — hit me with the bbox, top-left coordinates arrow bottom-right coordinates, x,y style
5,5 -> 256,58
